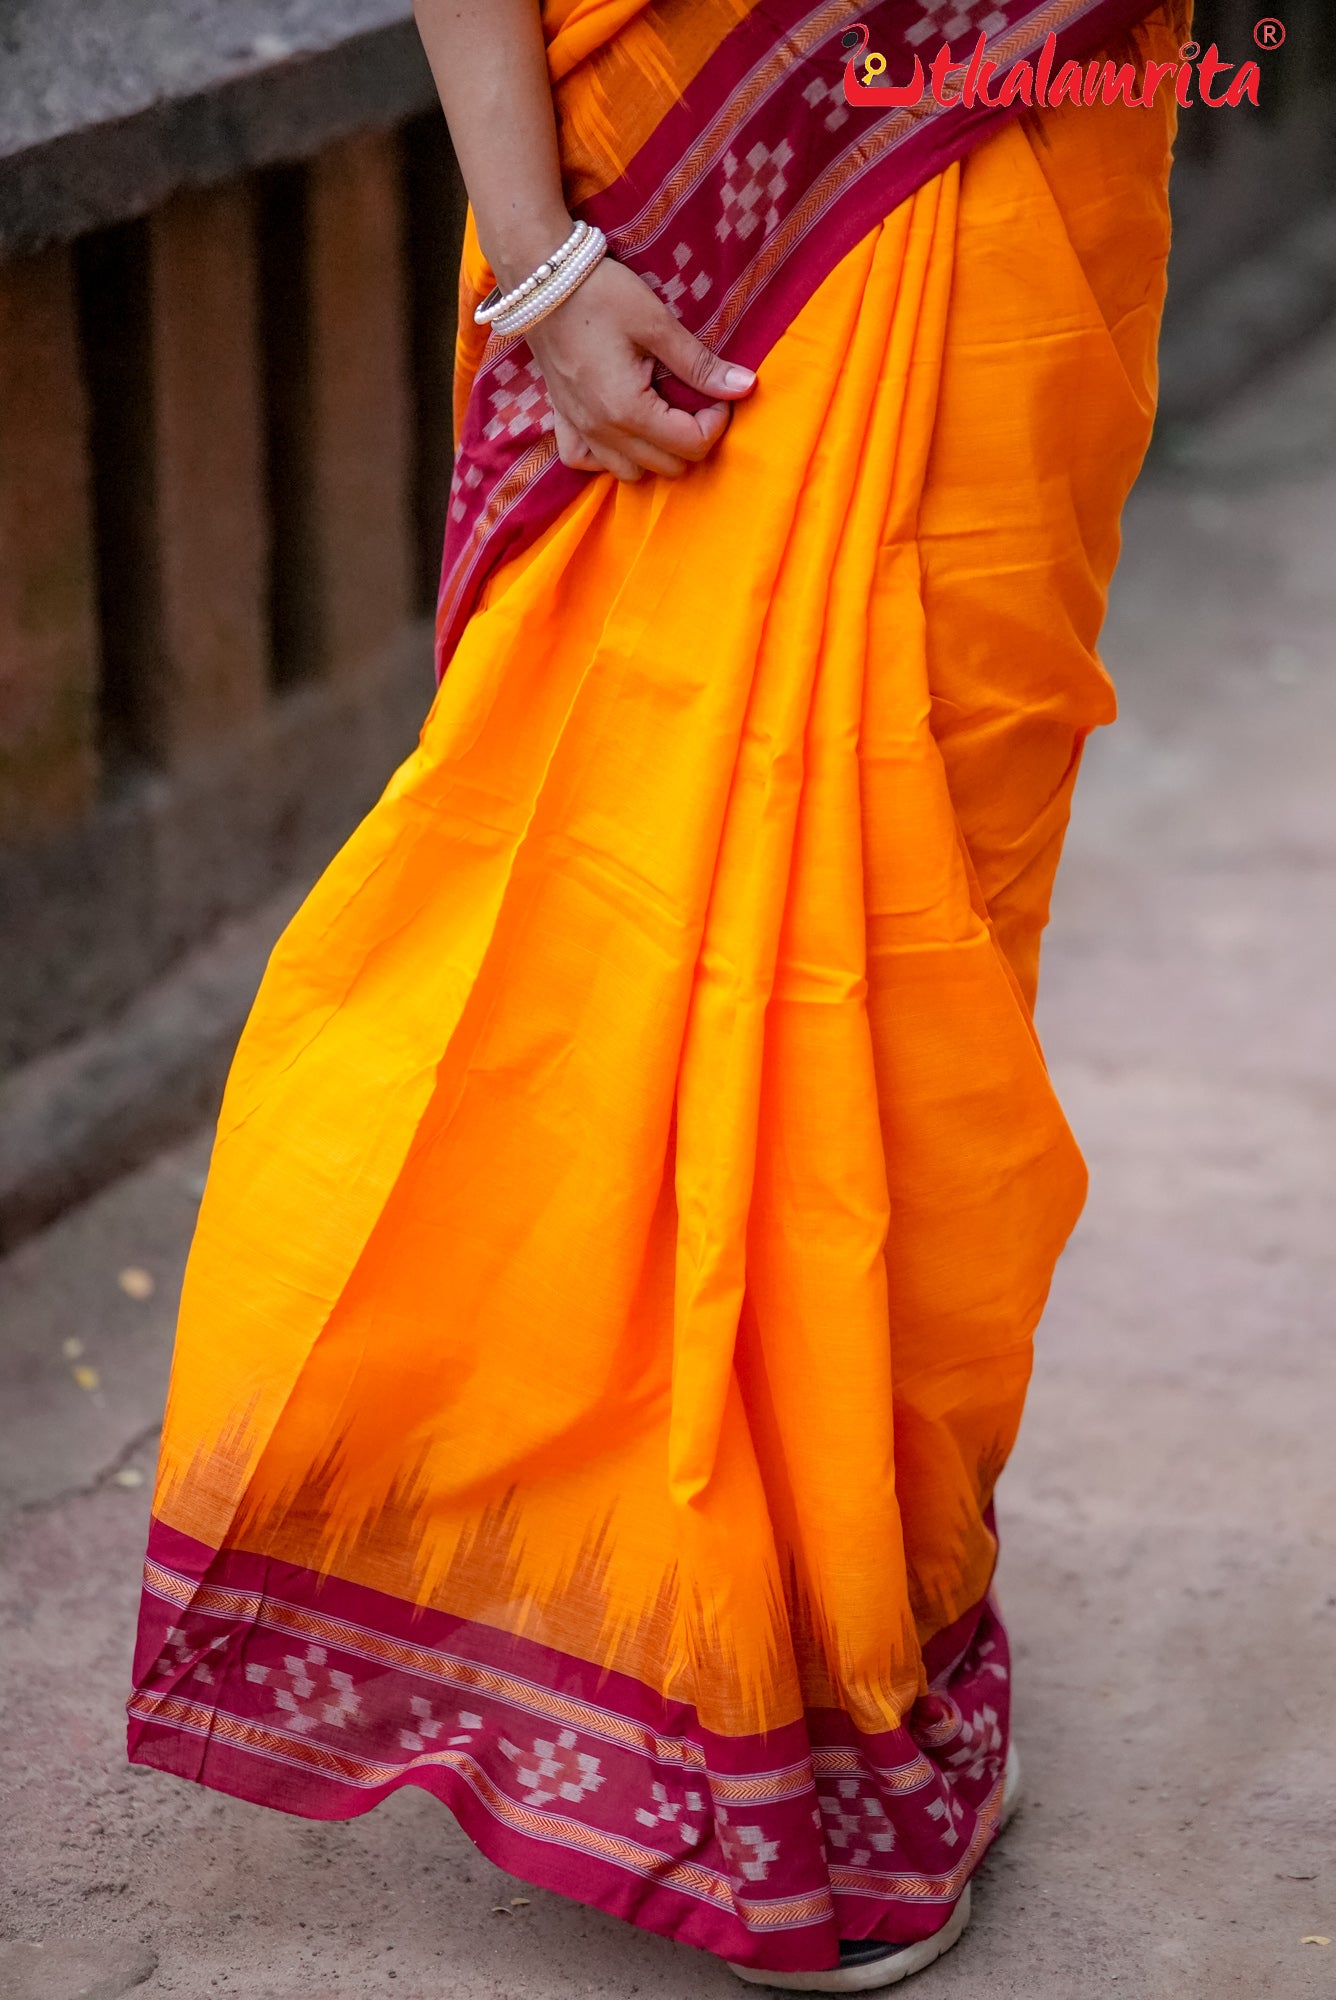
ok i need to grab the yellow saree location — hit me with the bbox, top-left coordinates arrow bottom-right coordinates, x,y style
129,0 -> 1185,1971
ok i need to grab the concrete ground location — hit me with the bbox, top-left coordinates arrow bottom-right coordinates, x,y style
2,333 -> 1335,2000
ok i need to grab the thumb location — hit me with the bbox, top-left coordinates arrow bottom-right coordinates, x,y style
647,314 -> 756,401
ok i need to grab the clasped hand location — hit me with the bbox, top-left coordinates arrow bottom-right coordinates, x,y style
526,259 -> 757,482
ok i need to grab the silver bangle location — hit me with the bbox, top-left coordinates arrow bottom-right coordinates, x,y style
492,226 -> 608,339
473,220 -> 589,326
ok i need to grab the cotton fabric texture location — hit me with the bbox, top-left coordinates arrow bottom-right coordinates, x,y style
128,0 -> 1184,1970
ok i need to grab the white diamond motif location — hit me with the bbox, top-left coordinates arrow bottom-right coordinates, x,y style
926,1792 -> 967,1848
716,1805 -> 780,1883
642,241 -> 713,319
499,1727 -> 604,1807
802,75 -> 852,132
450,459 -> 484,524
906,0 -> 1009,46
482,355 -> 555,444
717,139 -> 795,244
153,1624 -> 228,1688
818,1776 -> 898,1868
634,1779 -> 706,1846
946,1704 -> 1004,1784
243,1643 -> 360,1734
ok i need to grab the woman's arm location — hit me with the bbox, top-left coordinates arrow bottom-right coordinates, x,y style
413,0 -> 755,481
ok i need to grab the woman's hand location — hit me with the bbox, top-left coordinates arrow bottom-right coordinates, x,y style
528,258 -> 756,482
412,1 -> 752,481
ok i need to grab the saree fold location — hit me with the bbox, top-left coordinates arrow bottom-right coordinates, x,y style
441,0 -> 1182,664
127,0 -> 1184,1972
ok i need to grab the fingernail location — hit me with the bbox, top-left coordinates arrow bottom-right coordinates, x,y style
723,365 -> 756,391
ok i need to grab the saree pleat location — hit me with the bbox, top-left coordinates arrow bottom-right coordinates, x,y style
128,12 -> 1182,1968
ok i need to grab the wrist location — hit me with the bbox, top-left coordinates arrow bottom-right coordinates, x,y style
482,206 -> 578,295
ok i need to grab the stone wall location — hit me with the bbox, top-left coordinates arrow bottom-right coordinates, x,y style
1,115 -> 465,1077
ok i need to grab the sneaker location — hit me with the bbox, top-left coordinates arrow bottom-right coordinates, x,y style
727,1740 -> 1022,1992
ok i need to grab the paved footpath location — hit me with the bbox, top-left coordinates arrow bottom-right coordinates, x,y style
3,337 -> 1334,2000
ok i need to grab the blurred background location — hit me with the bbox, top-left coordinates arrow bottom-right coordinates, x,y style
2,4 -> 1334,1998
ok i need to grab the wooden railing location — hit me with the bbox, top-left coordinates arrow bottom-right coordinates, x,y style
2,100 -> 465,1079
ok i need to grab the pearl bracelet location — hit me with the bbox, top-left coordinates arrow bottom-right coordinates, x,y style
473,220 -> 590,327
491,225 -> 609,339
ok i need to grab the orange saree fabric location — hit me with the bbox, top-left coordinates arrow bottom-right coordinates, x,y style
128,7 -> 1183,1971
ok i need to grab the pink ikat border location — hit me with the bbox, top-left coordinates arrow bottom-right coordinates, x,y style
128,1519 -> 1013,1971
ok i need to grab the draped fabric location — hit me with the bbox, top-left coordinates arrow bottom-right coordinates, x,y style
127,1 -> 1185,1972
439,0 -> 1181,665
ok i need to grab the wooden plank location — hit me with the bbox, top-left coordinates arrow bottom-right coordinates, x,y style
306,129 -> 413,677
148,181 -> 269,762
0,245 -> 98,840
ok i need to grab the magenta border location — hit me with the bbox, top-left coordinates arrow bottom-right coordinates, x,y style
128,1519 -> 1013,1970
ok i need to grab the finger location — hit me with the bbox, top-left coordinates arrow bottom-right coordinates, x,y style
557,403 -> 660,481
623,394 -> 733,465
554,411 -> 604,475
586,438 -> 644,483
606,430 -> 689,479
641,310 -> 757,403
557,438 -> 602,472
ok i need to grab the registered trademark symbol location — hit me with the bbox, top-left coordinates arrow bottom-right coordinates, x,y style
1254,16 -> 1286,47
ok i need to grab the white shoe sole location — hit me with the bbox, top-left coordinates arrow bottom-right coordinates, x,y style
1000,1737 -> 1022,1830
727,1739 -> 1022,1993
729,1886 -> 972,1993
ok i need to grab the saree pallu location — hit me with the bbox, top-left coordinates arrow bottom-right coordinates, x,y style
128,0 -> 1185,1972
